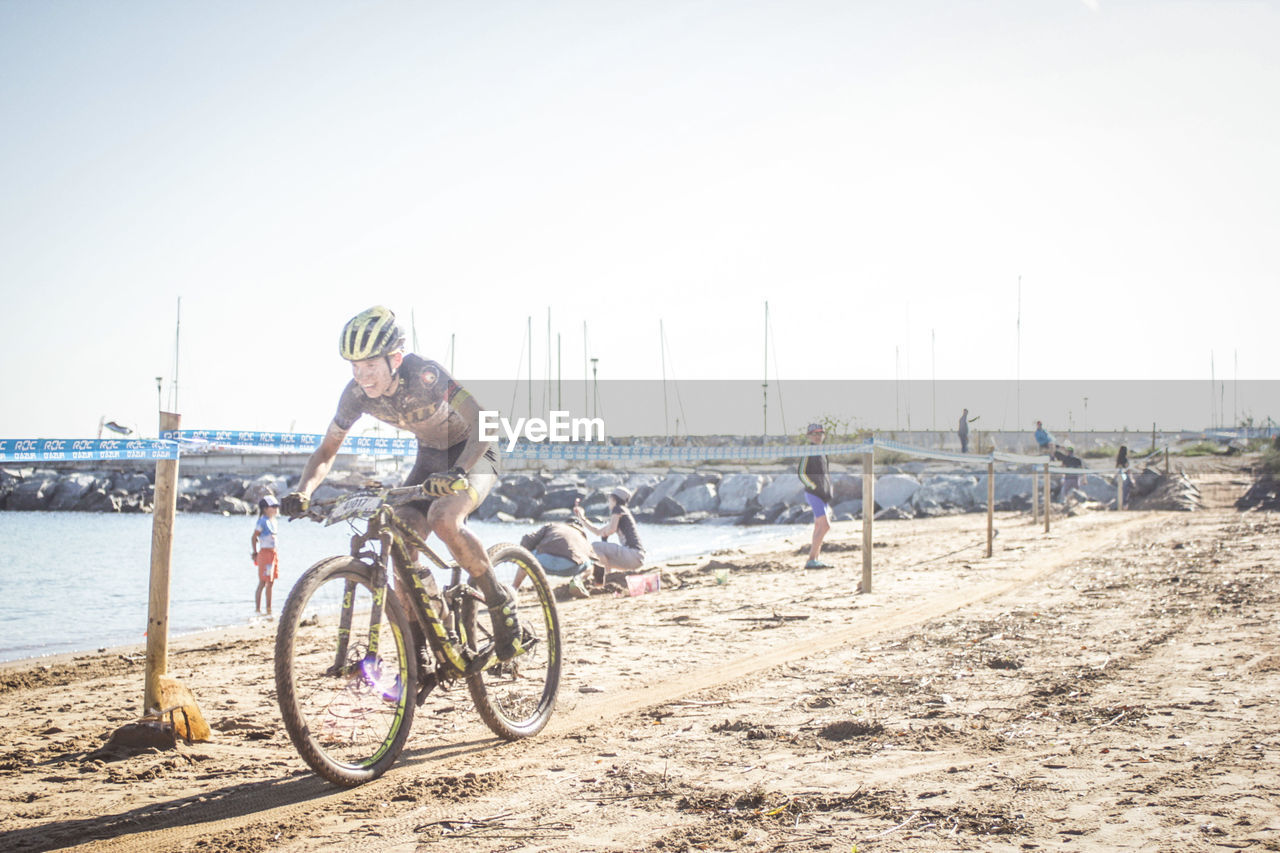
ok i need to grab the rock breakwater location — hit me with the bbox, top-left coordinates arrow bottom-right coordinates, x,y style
0,461 -> 1154,523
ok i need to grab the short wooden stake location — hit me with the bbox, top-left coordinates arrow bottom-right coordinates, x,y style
1117,472 -> 1124,511
861,450 -> 874,594
1043,462 -> 1051,533
1031,470 -> 1039,524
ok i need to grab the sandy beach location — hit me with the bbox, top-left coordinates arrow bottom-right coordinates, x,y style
1,457 -> 1277,852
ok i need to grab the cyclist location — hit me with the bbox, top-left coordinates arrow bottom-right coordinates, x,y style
280,306 -> 521,660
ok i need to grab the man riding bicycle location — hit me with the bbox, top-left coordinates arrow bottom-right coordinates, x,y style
280,306 -> 521,660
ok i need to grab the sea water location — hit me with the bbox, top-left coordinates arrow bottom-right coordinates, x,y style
0,512 -> 805,663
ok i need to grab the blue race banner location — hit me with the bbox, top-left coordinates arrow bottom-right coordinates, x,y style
165,430 -> 871,461
502,441 -> 873,461
165,430 -> 419,456
0,438 -> 179,463
0,431 -> 1115,476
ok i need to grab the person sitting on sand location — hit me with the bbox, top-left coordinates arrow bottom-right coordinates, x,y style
521,516 -> 597,599
573,487 -> 645,574
251,495 -> 281,615
799,422 -> 835,569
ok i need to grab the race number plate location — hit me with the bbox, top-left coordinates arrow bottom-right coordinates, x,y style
325,492 -> 385,525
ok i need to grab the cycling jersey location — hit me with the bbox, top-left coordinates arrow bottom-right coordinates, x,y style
333,354 -> 473,450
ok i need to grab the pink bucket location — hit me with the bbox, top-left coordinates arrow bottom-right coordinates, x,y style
625,572 -> 662,596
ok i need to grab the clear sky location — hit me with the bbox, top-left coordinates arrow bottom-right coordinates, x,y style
1,0 -> 1276,438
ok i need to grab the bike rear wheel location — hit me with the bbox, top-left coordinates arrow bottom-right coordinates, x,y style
275,556 -> 417,787
465,544 -> 562,739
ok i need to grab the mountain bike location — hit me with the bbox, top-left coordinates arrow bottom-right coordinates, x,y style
274,483 -> 561,787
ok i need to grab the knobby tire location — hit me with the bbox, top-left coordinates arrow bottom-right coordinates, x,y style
275,556 -> 418,787
467,544 -> 562,739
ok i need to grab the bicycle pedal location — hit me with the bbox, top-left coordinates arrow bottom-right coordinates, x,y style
415,672 -> 438,706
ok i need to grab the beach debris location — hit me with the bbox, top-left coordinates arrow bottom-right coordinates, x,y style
101,719 -> 176,754
1127,469 -> 1202,511
155,675 -> 211,742
1236,471 -> 1280,511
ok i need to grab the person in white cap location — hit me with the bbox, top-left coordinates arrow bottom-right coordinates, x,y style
251,494 -> 281,615
799,422 -> 834,569
573,486 -> 646,574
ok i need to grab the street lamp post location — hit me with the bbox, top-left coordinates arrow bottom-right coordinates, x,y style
590,358 -> 599,420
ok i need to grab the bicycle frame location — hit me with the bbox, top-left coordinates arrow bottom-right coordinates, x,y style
319,488 -> 484,683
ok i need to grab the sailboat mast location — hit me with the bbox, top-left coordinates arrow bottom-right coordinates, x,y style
660,319 -> 669,438
762,301 -> 769,439
170,297 -> 181,411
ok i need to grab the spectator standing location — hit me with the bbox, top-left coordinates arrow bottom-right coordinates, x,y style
1054,446 -> 1085,501
1116,445 -> 1132,502
798,422 -> 834,569
958,408 -> 978,453
251,495 -> 281,615
1034,420 -> 1056,456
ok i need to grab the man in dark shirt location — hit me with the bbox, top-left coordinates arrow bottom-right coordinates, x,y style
1054,446 -> 1085,502
799,422 -> 834,569
958,408 -> 977,453
280,306 -> 520,659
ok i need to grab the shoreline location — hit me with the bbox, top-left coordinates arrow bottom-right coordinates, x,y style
0,521 -> 816,675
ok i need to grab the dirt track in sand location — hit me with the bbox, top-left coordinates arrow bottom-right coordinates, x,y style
1,458 -> 1277,852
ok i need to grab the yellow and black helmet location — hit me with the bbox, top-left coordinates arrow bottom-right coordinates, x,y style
339,306 -> 405,361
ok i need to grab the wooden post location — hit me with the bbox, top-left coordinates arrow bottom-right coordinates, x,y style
985,460 -> 995,557
1031,469 -> 1039,524
861,450 -> 874,594
1164,448 -> 1169,475
1117,471 -> 1124,511
144,411 -> 181,714
1043,462 -> 1051,533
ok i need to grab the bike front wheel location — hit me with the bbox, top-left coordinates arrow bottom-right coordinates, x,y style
275,556 -> 418,787
465,544 -> 562,739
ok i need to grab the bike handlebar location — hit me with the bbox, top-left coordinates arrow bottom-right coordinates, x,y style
298,476 -> 471,523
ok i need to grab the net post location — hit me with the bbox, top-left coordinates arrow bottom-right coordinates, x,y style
986,459 -> 995,557
1031,468 -> 1039,525
861,449 -> 873,594
1043,462 -> 1051,533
